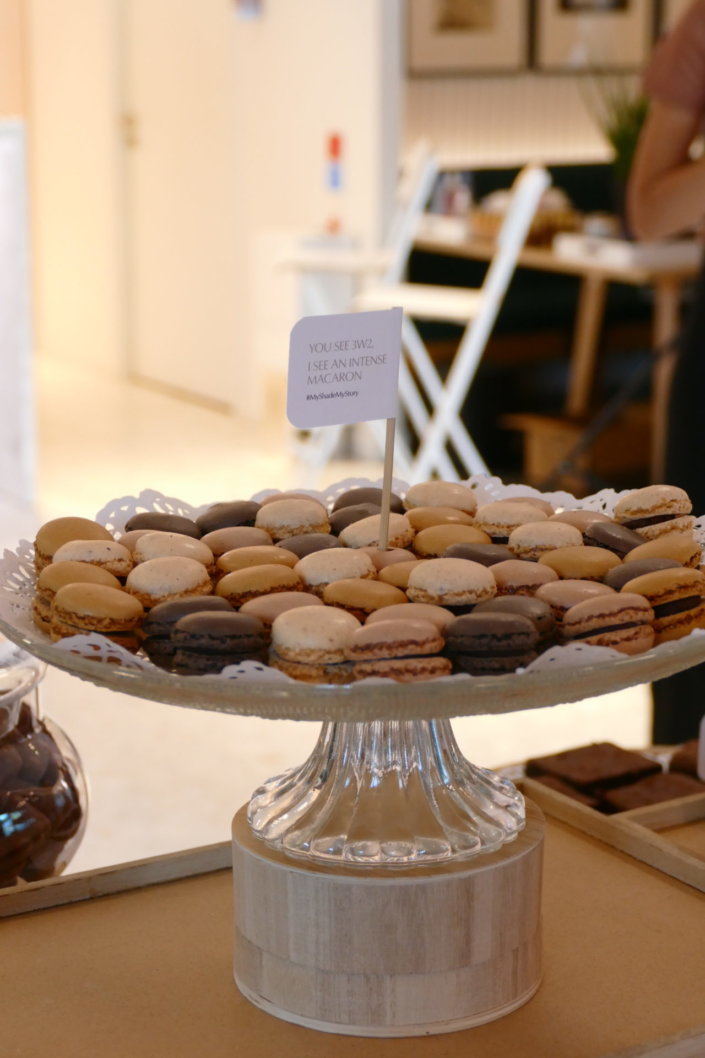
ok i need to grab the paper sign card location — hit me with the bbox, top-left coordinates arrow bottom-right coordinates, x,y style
287,307 -> 402,429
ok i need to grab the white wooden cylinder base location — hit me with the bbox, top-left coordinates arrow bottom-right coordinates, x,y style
231,800 -> 545,1037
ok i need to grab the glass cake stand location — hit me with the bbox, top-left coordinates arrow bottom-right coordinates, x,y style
2,481 -> 705,869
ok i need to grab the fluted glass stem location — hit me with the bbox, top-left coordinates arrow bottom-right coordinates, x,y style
248,719 -> 525,867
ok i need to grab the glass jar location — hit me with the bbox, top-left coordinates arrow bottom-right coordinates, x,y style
0,649 -> 88,887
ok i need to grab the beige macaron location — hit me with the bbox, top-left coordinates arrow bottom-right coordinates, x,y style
624,532 -> 702,568
33,561 -> 122,634
491,559 -> 560,596
507,520 -> 583,562
34,516 -> 114,572
132,531 -> 215,572
403,481 -> 477,515
125,556 -> 213,609
404,506 -> 475,531
365,601 -> 455,630
216,545 -> 298,577
51,539 -> 134,579
538,545 -> 621,582
339,513 -> 415,550
378,559 -> 427,590
295,547 -> 376,596
215,564 -> 303,606
239,591 -> 324,635
200,526 -> 272,556
473,501 -> 549,543
254,498 -> 330,541
413,523 -> 491,558
269,604 -> 359,683
321,578 -> 408,621
50,582 -> 144,650
406,557 -> 496,608
613,484 -> 695,541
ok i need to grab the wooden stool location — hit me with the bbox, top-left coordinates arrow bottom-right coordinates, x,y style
232,800 -> 545,1037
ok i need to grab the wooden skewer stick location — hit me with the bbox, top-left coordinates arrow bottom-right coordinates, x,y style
377,417 -> 396,551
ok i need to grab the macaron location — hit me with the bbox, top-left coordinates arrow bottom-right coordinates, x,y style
562,592 -> 655,655
548,509 -> 613,532
322,578 -> 407,621
377,560 -> 426,590
239,591 -> 325,636
200,526 -> 272,555
194,500 -> 261,534
443,543 -> 514,566
364,601 -> 455,631
618,567 -> 705,644
269,605 -> 360,684
359,546 -> 417,570
275,533 -> 342,559
116,529 -> 152,552
338,513 -> 415,550
623,532 -> 702,569
581,521 -> 644,557
171,611 -> 268,675
215,545 -> 298,576
50,583 -> 144,650
444,612 -> 539,676
294,547 -> 376,596
501,494 -> 555,517
406,558 -> 496,612
535,579 -> 615,624
491,559 -> 559,597
473,501 -> 548,544
613,484 -> 695,541
33,561 -> 122,634
132,531 -> 215,572
412,524 -> 491,558
328,503 -> 381,535
52,539 -> 134,579
507,520 -> 583,562
123,512 -> 202,539
473,595 -> 556,650
404,506 -> 475,531
402,481 -> 477,515
344,619 -> 451,682
125,556 -> 213,609
215,564 -> 303,607
34,516 -> 114,572
255,498 -> 330,541
259,490 -> 323,506
330,487 -> 404,514
141,596 -> 235,669
604,557 -> 682,591
538,545 -> 621,582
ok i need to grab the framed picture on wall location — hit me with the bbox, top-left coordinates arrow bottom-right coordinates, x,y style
407,0 -> 529,75
533,0 -> 654,72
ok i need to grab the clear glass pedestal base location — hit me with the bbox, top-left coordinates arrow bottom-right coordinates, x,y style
247,719 -> 525,867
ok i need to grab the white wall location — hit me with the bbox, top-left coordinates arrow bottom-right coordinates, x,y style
0,0 -> 24,116
26,0 -> 124,372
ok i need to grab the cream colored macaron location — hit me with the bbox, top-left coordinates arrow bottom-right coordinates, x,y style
403,481 -> 477,515
295,547 -> 376,596
125,556 -> 213,608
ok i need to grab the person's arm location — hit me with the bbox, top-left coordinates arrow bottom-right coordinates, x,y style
627,99 -> 705,240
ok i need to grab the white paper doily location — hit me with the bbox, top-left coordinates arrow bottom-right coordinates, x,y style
1,477 -> 705,722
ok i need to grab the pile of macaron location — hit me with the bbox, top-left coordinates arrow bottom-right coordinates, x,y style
27,480 -> 705,683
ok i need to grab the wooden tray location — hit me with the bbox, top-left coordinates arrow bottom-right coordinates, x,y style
520,777 -> 705,893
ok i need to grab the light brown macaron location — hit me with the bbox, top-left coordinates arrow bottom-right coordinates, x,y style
269,604 -> 359,684
200,526 -> 273,556
618,566 -> 705,644
33,561 -> 122,634
239,591 -> 324,636
34,516 -> 114,572
562,592 -> 655,656
535,579 -> 615,624
215,564 -> 303,607
406,557 -> 496,609
51,539 -> 134,579
613,484 -> 695,541
491,559 -> 559,597
215,545 -> 298,577
501,494 -> 556,517
538,545 -> 622,582
254,498 -> 330,541
294,547 -> 376,597
507,520 -> 583,562
412,523 -> 491,558
359,546 -> 416,570
404,506 -> 475,531
125,556 -> 213,609
548,509 -> 614,532
344,618 -> 452,682
623,532 -> 702,569
403,480 -> 478,514
339,513 -> 415,550
377,559 -> 427,590
50,582 -> 144,650
322,578 -> 407,621
365,601 -> 455,631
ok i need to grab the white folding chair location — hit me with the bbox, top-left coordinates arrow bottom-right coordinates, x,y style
354,165 -> 551,482
282,143 -> 439,479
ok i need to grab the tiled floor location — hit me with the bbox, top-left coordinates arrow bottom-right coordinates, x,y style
1,358 -> 650,876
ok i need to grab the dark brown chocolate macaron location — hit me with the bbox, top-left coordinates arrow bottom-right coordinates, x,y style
444,611 -> 539,676
195,500 -> 261,534
603,556 -> 681,591
444,542 -> 514,566
171,611 -> 267,675
124,512 -> 202,539
141,595 -> 234,669
582,521 -> 644,557
329,503 -> 381,535
330,486 -> 404,513
473,594 -> 556,650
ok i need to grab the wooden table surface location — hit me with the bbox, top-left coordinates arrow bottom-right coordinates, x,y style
3,814 -> 705,1057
